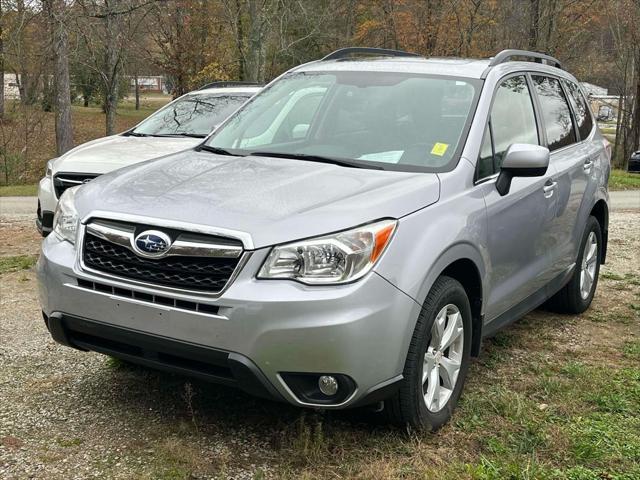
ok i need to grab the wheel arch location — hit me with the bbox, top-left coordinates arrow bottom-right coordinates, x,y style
590,199 -> 608,264
415,243 -> 486,358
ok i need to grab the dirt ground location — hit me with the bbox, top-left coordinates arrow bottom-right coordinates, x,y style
0,212 -> 638,479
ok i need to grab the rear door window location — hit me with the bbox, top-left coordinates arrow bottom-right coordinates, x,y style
532,76 -> 577,151
562,80 -> 594,141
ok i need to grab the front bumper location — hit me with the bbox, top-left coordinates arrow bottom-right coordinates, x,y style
37,234 -> 419,408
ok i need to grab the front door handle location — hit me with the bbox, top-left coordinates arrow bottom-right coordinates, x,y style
543,180 -> 557,198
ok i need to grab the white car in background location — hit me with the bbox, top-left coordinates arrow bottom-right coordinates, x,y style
37,82 -> 262,235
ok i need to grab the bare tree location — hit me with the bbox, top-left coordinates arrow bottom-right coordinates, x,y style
75,0 -> 155,135
607,0 -> 640,169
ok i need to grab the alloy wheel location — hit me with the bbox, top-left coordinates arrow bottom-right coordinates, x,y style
422,303 -> 464,413
580,231 -> 598,300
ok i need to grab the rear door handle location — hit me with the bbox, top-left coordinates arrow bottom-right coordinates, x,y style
583,158 -> 594,172
543,180 -> 557,198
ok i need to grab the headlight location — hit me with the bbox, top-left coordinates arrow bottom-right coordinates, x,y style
258,219 -> 397,285
53,186 -> 80,244
45,159 -> 55,177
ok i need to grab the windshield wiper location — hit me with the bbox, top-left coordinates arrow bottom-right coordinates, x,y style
170,132 -> 207,138
149,133 -> 207,138
125,131 -> 149,137
249,151 -> 383,170
196,144 -> 245,156
127,131 -> 207,138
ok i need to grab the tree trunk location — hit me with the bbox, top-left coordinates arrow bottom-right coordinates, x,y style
234,0 -> 245,80
104,9 -> 120,136
613,93 -> 624,167
0,0 -> 4,120
173,7 -> 187,97
382,0 -> 398,49
246,0 -> 267,82
105,79 -> 119,136
529,0 -> 540,50
45,0 -> 74,155
134,73 -> 140,110
16,0 -> 27,104
627,60 -> 640,170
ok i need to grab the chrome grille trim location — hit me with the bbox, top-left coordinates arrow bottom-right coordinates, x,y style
86,219 -> 243,259
53,172 -> 100,198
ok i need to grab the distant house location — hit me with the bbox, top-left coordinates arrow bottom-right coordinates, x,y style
581,82 -> 619,122
581,82 -> 608,97
2,73 -> 21,100
128,76 -> 166,94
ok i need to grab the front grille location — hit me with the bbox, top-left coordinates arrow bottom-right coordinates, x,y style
53,172 -> 100,198
76,278 -> 221,315
82,221 -> 244,293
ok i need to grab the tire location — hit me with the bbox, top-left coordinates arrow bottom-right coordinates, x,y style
546,216 -> 601,314
384,276 -> 472,431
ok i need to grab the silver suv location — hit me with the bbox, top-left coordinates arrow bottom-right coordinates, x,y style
37,48 -> 610,430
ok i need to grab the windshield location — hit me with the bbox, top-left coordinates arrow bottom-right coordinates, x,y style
132,93 -> 253,137
206,72 -> 480,170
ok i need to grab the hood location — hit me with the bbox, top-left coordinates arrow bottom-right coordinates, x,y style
51,135 -> 200,174
76,151 -> 440,248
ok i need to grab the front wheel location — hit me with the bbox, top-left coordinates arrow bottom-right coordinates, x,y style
384,276 -> 472,431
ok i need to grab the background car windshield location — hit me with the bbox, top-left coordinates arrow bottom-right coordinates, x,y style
132,94 -> 250,137
207,72 -> 479,169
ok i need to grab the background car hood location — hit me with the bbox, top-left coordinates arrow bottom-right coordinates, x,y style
76,151 -> 440,248
51,135 -> 200,174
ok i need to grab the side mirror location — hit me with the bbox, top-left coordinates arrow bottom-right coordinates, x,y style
496,144 -> 550,196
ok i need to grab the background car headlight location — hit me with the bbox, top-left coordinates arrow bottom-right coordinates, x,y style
45,159 -> 55,178
53,187 -> 80,244
258,219 -> 397,284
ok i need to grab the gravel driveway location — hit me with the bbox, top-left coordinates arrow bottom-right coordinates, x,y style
1,210 -> 638,479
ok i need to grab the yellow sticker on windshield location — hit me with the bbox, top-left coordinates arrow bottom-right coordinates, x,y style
431,143 -> 449,156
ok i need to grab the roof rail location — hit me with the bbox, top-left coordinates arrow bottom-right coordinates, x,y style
197,81 -> 263,91
322,47 -> 421,61
489,49 -> 563,69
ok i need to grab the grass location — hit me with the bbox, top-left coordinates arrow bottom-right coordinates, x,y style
0,254 -> 38,273
95,301 -> 636,479
609,168 -> 640,190
0,184 -> 38,196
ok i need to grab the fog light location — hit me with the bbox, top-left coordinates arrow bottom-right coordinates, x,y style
318,375 -> 338,396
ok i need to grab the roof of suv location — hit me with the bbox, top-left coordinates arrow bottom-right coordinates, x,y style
291,48 -> 572,81
295,57 -> 492,79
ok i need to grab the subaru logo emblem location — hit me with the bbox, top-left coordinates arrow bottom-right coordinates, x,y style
133,230 -> 172,258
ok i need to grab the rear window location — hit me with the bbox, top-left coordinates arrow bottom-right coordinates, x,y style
532,76 -> 577,151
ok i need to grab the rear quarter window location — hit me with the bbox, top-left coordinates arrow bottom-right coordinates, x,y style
562,80 -> 594,141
